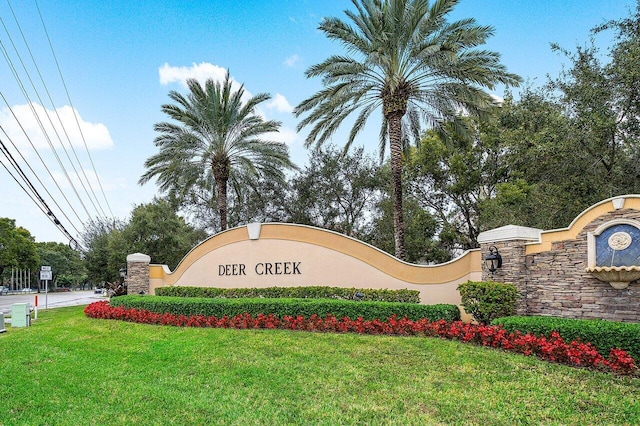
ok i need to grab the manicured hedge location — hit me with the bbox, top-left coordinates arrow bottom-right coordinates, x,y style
492,316 -> 640,361
110,295 -> 460,322
457,281 -> 518,325
155,286 -> 421,304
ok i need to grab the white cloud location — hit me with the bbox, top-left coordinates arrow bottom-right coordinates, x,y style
267,93 -> 294,113
159,62 -> 229,88
491,93 -> 505,106
158,62 -> 254,103
265,126 -> 298,146
284,54 -> 300,68
0,102 -> 113,153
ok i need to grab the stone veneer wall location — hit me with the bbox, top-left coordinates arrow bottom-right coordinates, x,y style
523,209 -> 640,322
126,253 -> 151,295
480,239 -> 531,315
481,207 -> 640,323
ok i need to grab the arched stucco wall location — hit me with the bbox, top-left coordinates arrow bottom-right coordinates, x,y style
148,223 -> 482,305
525,196 -> 640,254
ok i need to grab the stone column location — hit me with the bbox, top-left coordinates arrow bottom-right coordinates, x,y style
477,225 -> 542,315
126,253 -> 151,295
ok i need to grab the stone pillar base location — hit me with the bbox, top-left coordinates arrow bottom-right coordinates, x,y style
126,253 -> 151,295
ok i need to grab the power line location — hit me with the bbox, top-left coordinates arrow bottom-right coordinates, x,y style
0,135 -> 81,247
2,4 -> 108,219
34,0 -> 115,218
0,0 -> 118,247
0,9 -> 102,222
0,50 -> 88,228
0,124 -> 83,235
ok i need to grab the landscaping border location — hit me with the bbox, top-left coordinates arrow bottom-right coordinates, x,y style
85,301 -> 638,376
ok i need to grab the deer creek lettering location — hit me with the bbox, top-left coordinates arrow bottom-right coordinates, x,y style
218,262 -> 301,276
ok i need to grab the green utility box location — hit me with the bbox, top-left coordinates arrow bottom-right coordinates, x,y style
11,303 -> 31,328
0,313 -> 5,332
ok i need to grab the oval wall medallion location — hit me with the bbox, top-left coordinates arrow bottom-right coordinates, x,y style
608,231 -> 632,251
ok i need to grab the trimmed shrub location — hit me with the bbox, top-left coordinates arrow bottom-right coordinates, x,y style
110,295 -> 459,322
155,286 -> 420,303
457,281 -> 518,325
492,315 -> 640,362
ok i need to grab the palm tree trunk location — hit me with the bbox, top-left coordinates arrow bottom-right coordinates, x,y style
387,113 -> 406,260
215,177 -> 228,231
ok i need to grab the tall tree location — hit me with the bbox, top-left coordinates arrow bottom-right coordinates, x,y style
295,0 -> 520,259
140,72 -> 296,231
479,4 -> 640,232
122,199 -> 207,270
550,2 -> 640,197
176,173 -> 291,233
81,200 -> 208,285
81,218 -> 126,285
364,194 -> 451,264
406,117 -> 510,250
483,89 -> 591,230
36,242 -> 86,289
0,218 -> 39,284
285,145 -> 385,237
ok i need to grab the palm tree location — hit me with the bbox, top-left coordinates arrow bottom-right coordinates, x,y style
140,73 -> 296,231
294,0 -> 520,260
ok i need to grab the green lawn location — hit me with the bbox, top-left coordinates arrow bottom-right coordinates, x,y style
1,306 -> 639,425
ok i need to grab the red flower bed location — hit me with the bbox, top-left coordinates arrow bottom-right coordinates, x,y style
84,301 -> 638,376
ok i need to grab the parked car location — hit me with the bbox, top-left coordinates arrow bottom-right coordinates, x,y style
0,286 -> 9,295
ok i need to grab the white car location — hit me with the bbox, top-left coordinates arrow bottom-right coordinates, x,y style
0,286 -> 8,295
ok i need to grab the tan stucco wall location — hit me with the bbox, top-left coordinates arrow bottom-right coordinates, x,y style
525,196 -> 640,254
148,223 -> 481,306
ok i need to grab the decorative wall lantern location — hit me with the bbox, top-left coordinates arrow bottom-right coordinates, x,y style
119,267 -> 127,282
485,246 -> 502,275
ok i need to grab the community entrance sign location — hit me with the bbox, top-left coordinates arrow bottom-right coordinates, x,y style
125,195 -> 640,323
132,223 -> 482,305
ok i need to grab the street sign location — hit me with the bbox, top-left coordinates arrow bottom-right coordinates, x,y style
40,270 -> 52,280
41,266 -> 52,271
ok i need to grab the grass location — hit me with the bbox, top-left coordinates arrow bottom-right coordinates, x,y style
1,306 -> 639,425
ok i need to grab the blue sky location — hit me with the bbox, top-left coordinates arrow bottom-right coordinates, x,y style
0,0 -> 636,244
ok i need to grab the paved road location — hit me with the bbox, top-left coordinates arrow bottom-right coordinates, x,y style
0,290 -> 107,316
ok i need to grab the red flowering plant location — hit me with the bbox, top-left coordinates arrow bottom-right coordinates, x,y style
84,301 -> 638,376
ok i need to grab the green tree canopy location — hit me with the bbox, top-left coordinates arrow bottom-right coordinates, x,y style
0,218 -> 39,284
81,218 -> 126,285
477,2 -> 640,232
36,242 -> 86,288
122,198 -> 207,270
82,199 -> 207,285
284,145 -> 385,237
406,116 -> 509,250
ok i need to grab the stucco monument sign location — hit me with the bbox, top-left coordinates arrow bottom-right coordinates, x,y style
126,222 -> 482,306
125,195 -> 640,323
